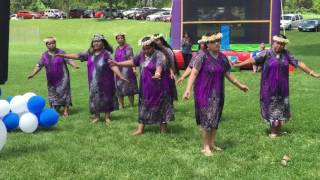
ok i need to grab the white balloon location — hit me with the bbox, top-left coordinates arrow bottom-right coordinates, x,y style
23,92 -> 36,102
0,100 -> 10,118
10,95 -> 28,114
0,120 -> 7,151
19,113 -> 38,133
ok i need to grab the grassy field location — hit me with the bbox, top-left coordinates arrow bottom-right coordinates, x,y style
1,19 -> 320,179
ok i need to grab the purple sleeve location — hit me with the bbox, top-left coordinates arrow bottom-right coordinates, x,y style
59,50 -> 70,64
192,52 -> 205,71
286,51 -> 299,67
222,55 -> 231,72
37,54 -> 45,69
133,53 -> 141,66
155,51 -> 167,68
254,50 -> 268,65
125,46 -> 134,60
78,52 -> 88,62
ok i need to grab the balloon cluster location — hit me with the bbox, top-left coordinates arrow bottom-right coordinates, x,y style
0,92 -> 59,151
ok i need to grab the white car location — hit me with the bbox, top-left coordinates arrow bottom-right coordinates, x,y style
123,8 -> 140,17
281,14 -> 303,30
44,9 -> 66,18
10,14 -> 18,20
146,11 -> 171,21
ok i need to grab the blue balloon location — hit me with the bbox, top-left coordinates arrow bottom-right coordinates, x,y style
6,96 -> 13,103
27,96 -> 46,114
39,108 -> 59,128
2,113 -> 19,131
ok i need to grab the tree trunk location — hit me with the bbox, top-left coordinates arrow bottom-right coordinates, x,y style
109,0 -> 113,19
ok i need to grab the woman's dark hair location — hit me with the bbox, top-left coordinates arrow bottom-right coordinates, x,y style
89,38 -> 113,54
115,34 -> 125,41
198,42 -> 207,50
141,36 -> 160,50
153,34 -> 180,75
153,34 -> 172,50
278,34 -> 287,39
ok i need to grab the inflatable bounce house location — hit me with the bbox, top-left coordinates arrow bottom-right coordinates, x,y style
171,0 -> 294,71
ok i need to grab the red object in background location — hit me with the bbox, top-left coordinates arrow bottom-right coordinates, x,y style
173,50 -> 185,69
173,50 -> 295,72
16,11 -> 41,19
95,11 -> 104,18
222,51 -> 252,69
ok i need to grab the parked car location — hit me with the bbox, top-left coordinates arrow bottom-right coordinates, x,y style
44,9 -> 66,18
298,19 -> 320,32
83,10 -> 95,18
69,9 -> 84,18
95,9 -> 123,19
122,8 -> 140,17
146,11 -> 170,21
280,14 -> 303,30
10,14 -> 18,20
134,9 -> 161,20
162,15 -> 171,22
16,11 -> 41,19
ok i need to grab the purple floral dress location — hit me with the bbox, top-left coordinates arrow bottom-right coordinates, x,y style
161,46 -> 178,102
114,44 -> 138,96
133,50 -> 175,124
37,48 -> 72,107
254,49 -> 299,126
192,50 -> 231,130
78,49 -> 118,114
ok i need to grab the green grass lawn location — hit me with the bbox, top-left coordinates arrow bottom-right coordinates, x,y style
1,19 -> 320,179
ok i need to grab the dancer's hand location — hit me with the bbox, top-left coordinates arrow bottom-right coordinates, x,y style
176,77 -> 184,85
120,76 -> 129,83
312,72 -> 320,79
170,71 -> 176,80
27,74 -> 34,80
132,68 -> 137,76
182,90 -> 191,100
152,73 -> 161,80
239,84 -> 249,92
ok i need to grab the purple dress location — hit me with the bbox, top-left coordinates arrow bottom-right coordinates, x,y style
78,49 -> 118,114
114,44 -> 139,96
133,50 -> 175,124
192,50 -> 231,130
254,49 -> 299,125
188,49 -> 207,68
37,49 -> 72,107
161,46 -> 178,102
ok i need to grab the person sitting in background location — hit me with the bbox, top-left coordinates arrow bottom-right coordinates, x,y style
252,43 -> 266,73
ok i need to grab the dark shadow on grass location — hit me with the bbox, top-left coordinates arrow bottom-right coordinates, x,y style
0,142 -> 49,160
68,107 -> 85,115
95,18 -> 112,22
218,139 -> 239,150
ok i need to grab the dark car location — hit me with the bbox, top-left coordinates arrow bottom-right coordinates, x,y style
96,8 -> 124,19
69,9 -> 84,18
83,10 -> 95,18
298,19 -> 320,32
134,9 -> 161,20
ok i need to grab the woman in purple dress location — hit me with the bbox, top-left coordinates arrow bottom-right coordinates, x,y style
56,34 -> 128,124
234,34 -> 320,138
28,37 -> 79,117
114,32 -> 139,108
153,33 -> 178,103
183,33 -> 249,156
109,36 -> 174,135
